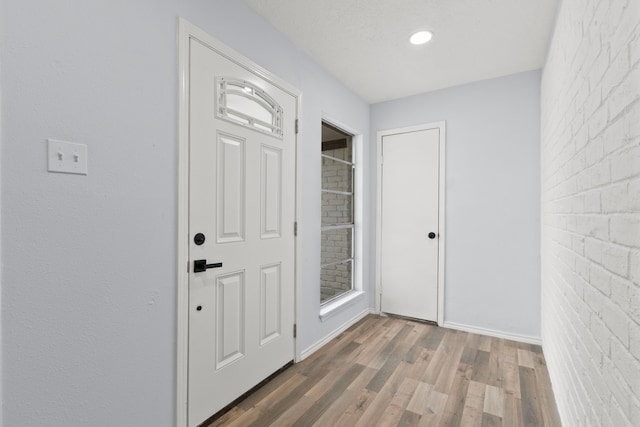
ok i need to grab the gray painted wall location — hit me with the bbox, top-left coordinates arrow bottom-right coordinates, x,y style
371,70 -> 542,339
0,1 -> 371,425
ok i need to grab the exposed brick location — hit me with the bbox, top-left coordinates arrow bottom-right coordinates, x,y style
608,67 -> 639,123
602,181 -> 629,212
610,0 -> 640,62
631,326 -> 640,359
610,215 -> 640,247
603,358 -> 631,416
589,99 -> 610,137
590,264 -> 612,295
576,255 -> 590,280
631,396 -> 640,427
589,160 -> 612,187
586,137 -> 605,166
585,238 -> 603,263
577,214 -> 609,239
602,108 -> 638,155
585,190 -> 602,213
610,398 -> 632,427
541,0 -> 640,425
572,195 -> 586,212
630,178 -> 640,211
610,276 -> 633,317
603,298 -> 630,347
575,124 -> 590,152
630,283 -> 640,325
573,234 -> 586,255
584,282 -> 604,314
631,249 -> 640,285
585,87 -> 603,120
631,29 -> 640,67
611,144 -> 640,182
602,243 -> 630,277
572,150 -> 586,176
611,337 -> 640,397
589,47 -> 610,89
601,46 -> 631,101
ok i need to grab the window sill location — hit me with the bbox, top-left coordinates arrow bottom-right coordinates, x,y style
319,290 -> 364,322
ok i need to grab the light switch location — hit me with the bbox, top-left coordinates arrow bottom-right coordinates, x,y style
47,139 -> 88,175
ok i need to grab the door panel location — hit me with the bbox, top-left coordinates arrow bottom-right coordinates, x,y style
216,271 -> 245,369
260,263 -> 282,345
380,128 -> 439,322
188,38 -> 296,427
217,133 -> 245,243
260,146 -> 282,238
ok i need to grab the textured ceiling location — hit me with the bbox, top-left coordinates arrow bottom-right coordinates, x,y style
244,0 -> 559,103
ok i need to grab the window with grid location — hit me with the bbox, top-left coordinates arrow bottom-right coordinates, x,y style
321,123 -> 355,304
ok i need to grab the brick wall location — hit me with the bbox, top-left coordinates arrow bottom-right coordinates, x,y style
541,0 -> 640,425
321,146 -> 353,302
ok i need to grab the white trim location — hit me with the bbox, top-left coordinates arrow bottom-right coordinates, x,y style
176,18 -> 302,427
300,308 -> 373,361
375,121 -> 446,326
294,98 -> 304,363
443,321 -> 542,346
319,290 -> 364,322
176,18 -> 190,427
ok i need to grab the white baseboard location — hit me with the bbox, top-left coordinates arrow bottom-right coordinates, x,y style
299,308 -> 373,361
443,321 -> 542,346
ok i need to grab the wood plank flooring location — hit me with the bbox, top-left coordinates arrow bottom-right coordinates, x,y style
205,315 -> 561,427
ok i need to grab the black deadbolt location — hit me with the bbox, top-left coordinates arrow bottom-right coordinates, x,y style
194,233 -> 205,245
196,305 -> 202,311
428,232 -> 437,239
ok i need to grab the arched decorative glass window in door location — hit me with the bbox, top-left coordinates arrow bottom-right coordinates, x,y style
216,77 -> 283,138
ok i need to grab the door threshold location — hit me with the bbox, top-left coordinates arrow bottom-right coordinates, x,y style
382,312 -> 438,326
197,360 -> 294,427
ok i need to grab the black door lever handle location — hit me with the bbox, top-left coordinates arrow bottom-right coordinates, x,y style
193,259 -> 223,273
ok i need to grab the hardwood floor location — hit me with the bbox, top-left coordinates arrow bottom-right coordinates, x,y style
205,315 -> 561,427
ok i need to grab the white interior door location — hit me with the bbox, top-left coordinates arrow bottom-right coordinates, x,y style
188,38 -> 296,427
380,128 -> 440,322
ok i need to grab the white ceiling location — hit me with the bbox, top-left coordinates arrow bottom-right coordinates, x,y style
244,0 -> 559,103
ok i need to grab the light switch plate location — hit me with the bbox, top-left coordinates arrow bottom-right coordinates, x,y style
47,139 -> 88,175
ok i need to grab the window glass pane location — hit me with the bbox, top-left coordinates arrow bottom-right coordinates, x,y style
321,192 -> 353,226
322,139 -> 353,162
321,122 -> 355,306
321,260 -> 352,304
226,93 -> 273,124
321,228 -> 352,266
321,157 -> 352,193
226,112 -> 249,125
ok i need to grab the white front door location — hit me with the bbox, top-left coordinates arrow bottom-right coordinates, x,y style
380,128 -> 440,322
188,38 -> 297,427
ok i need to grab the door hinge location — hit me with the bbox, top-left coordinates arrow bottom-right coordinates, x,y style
293,324 -> 297,338
294,221 -> 298,236
295,119 -> 299,134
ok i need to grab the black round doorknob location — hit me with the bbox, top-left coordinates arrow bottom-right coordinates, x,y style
196,305 -> 202,311
428,232 -> 437,239
194,233 -> 206,245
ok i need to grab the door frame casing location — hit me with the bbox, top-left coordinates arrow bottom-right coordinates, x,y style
176,18 -> 302,427
375,121 -> 446,325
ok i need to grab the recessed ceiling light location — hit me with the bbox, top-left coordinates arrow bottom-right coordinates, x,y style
409,30 -> 433,45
